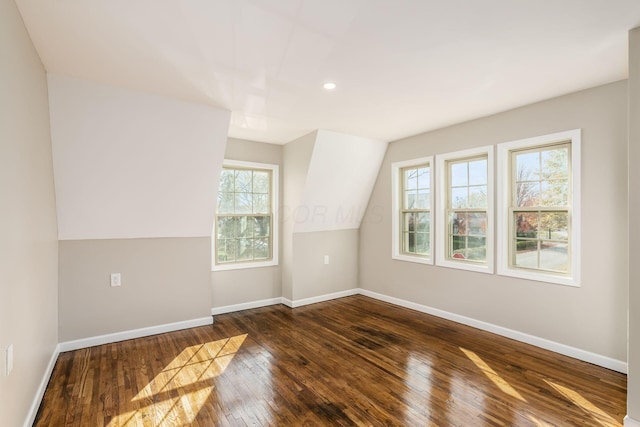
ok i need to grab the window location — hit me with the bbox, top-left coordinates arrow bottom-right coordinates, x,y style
497,130 -> 580,286
213,160 -> 279,271
392,157 -> 434,264
436,146 -> 494,273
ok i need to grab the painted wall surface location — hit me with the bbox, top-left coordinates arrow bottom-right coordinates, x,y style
296,130 -> 387,233
627,27 -> 640,423
212,138 -> 283,308
48,74 -> 230,240
59,238 -> 212,342
0,0 -> 59,425
360,81 -> 628,362
292,229 -> 360,300
282,132 -> 317,300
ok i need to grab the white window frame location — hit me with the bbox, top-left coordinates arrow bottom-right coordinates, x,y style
391,156 -> 434,265
436,146 -> 494,274
496,129 -> 580,286
212,159 -> 279,271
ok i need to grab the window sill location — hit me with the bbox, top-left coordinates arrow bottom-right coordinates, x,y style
392,253 -> 434,265
436,258 -> 493,274
497,266 -> 579,287
212,259 -> 278,272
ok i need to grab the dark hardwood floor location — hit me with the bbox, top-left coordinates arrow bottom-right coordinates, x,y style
34,295 -> 626,426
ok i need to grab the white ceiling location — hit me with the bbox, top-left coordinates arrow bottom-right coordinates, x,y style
15,0 -> 640,144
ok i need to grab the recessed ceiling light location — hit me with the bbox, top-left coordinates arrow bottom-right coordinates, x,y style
323,82 -> 336,90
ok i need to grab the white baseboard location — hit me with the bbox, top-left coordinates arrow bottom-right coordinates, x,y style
284,288 -> 360,308
360,289 -> 627,374
212,297 -> 283,315
58,316 -> 213,352
23,343 -> 60,427
625,416 -> 640,427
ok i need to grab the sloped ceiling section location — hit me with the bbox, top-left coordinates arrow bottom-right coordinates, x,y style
15,0 -> 640,144
294,130 -> 387,233
48,74 -> 231,240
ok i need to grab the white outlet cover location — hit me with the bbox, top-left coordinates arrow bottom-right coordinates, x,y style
6,344 -> 13,376
110,273 -> 121,287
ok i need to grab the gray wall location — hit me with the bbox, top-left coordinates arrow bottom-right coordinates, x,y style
282,132 -> 317,301
628,27 -> 640,423
212,138 -> 284,308
360,81 -> 628,362
59,238 -> 212,341
292,229 -> 359,300
0,0 -> 59,425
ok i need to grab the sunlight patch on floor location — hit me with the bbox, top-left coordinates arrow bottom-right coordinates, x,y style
544,379 -> 620,427
460,347 -> 526,402
107,334 -> 247,427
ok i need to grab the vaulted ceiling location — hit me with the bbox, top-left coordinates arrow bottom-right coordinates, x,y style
15,0 -> 640,144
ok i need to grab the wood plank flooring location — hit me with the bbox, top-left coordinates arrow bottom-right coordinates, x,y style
34,295 -> 626,426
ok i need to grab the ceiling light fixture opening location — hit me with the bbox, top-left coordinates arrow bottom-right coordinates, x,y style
323,82 -> 337,90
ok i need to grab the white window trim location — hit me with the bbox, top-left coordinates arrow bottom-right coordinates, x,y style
212,159 -> 279,272
496,129 -> 581,286
391,156 -> 434,265
436,146 -> 494,274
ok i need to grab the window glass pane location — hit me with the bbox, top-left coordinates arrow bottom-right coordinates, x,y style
254,194 -> 269,213
451,235 -> 466,258
253,171 -> 269,194
219,169 -> 234,192
416,212 -> 430,233
238,239 -> 253,261
254,216 -> 270,237
217,216 -> 235,239
451,187 -> 468,208
541,179 -> 568,207
235,193 -> 252,214
217,239 -> 238,263
416,190 -> 430,209
468,159 -> 487,185
403,232 -> 414,253
254,238 -> 269,259
515,240 -> 538,268
217,192 -> 234,214
417,167 -> 430,189
451,212 -> 467,235
403,212 -> 416,232
515,151 -> 540,181
450,162 -> 468,187
539,212 -> 568,241
467,213 -> 487,236
404,190 -> 417,209
541,148 -> 569,180
237,216 -> 253,238
468,185 -> 487,208
467,237 -> 486,261
516,181 -> 540,207
540,242 -> 569,272
404,168 -> 418,190
515,212 -> 539,239
235,170 -> 252,192
415,233 -> 430,255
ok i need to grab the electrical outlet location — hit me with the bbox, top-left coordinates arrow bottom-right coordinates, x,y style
110,273 -> 121,287
324,255 -> 330,265
6,344 -> 13,376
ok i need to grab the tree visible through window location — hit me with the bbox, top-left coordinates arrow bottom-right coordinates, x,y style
401,165 -> 430,256
447,156 -> 488,262
216,166 -> 273,265
511,143 -> 570,273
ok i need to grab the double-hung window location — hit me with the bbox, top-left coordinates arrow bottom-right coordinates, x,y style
392,157 -> 434,264
213,160 -> 279,271
436,146 -> 493,273
497,130 -> 580,286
